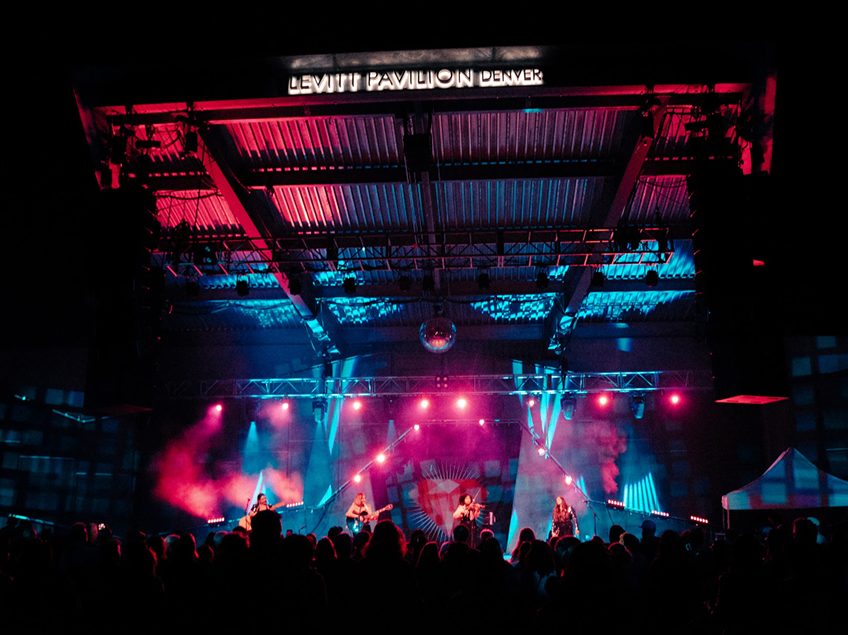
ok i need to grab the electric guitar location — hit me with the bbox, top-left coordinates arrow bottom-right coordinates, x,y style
346,504 -> 394,533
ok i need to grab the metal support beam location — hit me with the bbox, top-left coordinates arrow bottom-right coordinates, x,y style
102,86 -> 748,126
164,370 -> 713,399
313,276 -> 693,299
143,158 -> 719,192
547,100 -> 668,351
155,226 -> 688,275
197,129 -> 339,354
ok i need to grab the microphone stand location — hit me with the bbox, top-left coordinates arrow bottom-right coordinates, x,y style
568,479 -> 598,540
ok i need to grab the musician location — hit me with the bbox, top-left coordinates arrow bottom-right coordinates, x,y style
345,492 -> 373,533
452,493 -> 482,547
550,495 -> 578,539
250,493 -> 274,518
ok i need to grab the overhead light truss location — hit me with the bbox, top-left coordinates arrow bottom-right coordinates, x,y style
155,226 -> 687,275
165,370 -> 712,399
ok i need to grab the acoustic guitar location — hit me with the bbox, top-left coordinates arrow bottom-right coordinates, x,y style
346,504 -> 394,533
237,502 -> 286,531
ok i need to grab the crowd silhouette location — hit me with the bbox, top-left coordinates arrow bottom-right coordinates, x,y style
1,511 -> 845,633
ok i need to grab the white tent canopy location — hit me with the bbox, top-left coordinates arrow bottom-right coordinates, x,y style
722,447 -> 848,512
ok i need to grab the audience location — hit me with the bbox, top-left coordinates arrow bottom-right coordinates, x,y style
1,513 -> 844,631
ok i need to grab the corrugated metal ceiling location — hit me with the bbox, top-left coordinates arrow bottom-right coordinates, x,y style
156,191 -> 241,233
432,108 -> 633,163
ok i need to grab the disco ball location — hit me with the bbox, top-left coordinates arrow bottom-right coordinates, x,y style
419,316 -> 457,353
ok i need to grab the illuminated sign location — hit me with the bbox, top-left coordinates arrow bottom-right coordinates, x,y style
288,68 -> 543,95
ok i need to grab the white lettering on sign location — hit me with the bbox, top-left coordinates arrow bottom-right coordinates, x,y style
287,68 -> 543,95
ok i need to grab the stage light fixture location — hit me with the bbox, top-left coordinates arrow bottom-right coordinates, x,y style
287,273 -> 302,295
630,394 -> 646,420
193,243 -> 218,266
352,399 -> 363,411
456,397 -> 468,410
312,398 -> 327,421
342,277 -> 357,295
527,397 -> 536,408
376,452 -> 387,464
537,446 -> 547,457
421,273 -> 435,292
419,397 -> 431,410
236,278 -> 250,297
559,354 -> 569,377
183,129 -> 198,154
669,393 -> 682,406
561,395 -> 576,420
564,475 -> 573,485
597,394 -> 611,408
110,131 -> 128,165
281,401 -> 290,411
413,423 -> 421,431
477,270 -> 490,291
478,418 -> 486,426
535,271 -> 549,289
353,474 -> 362,483
326,237 -> 339,264
645,270 -> 659,287
590,270 -> 605,289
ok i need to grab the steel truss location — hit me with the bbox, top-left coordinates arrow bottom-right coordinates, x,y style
155,226 -> 686,275
165,370 -> 713,399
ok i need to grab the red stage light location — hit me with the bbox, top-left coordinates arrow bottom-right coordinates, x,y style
669,393 -> 681,406
413,423 -> 421,431
564,475 -> 573,485
478,418 -> 485,426
353,474 -> 362,483
537,447 -> 546,457
281,401 -> 290,411
352,399 -> 363,411
419,398 -> 430,410
456,397 -> 468,410
597,394 -> 610,407
376,453 -> 386,464
214,404 -> 223,413
527,397 -> 536,407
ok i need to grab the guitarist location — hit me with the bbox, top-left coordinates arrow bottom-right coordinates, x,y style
345,492 -> 372,533
239,493 -> 284,531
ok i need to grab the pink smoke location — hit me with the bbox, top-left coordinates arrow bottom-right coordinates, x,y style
584,421 -> 627,495
263,467 -> 304,503
152,441 -> 219,517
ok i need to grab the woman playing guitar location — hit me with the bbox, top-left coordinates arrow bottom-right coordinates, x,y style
550,495 -> 578,539
345,492 -> 393,533
238,493 -> 285,531
345,492 -> 372,533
